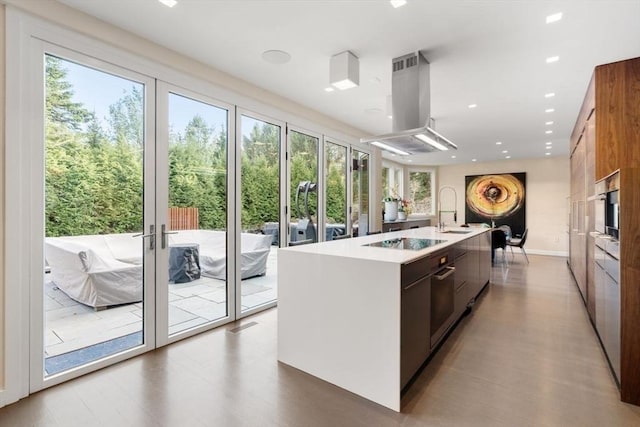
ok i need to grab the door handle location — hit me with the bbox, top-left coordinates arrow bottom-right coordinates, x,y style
133,225 -> 155,250
161,224 -> 178,249
434,266 -> 455,281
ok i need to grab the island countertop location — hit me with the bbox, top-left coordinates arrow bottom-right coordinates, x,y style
279,226 -> 490,264
278,225 -> 491,412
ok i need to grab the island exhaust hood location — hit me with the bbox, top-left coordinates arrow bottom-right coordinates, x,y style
361,52 -> 457,155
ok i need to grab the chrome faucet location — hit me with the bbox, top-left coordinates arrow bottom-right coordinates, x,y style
438,186 -> 458,231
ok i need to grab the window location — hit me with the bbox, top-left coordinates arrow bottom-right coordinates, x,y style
381,162 -> 402,199
408,169 -> 435,216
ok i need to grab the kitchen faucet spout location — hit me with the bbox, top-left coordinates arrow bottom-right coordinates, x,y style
438,186 -> 458,230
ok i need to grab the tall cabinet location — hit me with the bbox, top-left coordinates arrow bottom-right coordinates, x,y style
569,57 -> 640,405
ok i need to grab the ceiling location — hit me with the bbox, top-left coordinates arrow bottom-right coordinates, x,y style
55,0 -> 640,166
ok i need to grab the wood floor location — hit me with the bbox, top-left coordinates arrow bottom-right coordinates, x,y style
1,255 -> 639,426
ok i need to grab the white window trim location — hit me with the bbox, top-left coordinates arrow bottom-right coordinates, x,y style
381,160 -> 404,199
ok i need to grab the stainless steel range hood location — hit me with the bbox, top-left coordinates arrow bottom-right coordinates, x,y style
361,52 -> 457,155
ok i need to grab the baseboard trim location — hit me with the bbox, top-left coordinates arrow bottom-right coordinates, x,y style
520,249 -> 568,257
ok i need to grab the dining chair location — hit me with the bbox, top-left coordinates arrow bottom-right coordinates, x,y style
491,229 -> 508,265
506,228 -> 529,263
497,224 -> 512,241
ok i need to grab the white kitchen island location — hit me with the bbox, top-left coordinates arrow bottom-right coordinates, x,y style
277,226 -> 491,412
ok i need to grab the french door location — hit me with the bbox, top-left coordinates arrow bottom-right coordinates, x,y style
156,83 -> 235,345
32,46 -> 238,390
24,38 -> 369,394
34,46 -> 157,390
236,111 -> 285,316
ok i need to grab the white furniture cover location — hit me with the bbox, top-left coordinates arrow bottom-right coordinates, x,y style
45,230 -> 272,308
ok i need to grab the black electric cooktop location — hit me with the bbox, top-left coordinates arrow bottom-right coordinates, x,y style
363,237 -> 446,251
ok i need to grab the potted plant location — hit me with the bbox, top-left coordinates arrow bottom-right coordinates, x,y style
397,198 -> 410,220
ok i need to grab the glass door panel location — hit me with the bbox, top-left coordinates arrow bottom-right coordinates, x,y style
289,130 -> 319,244
239,114 -> 281,313
43,54 -> 147,377
325,142 -> 348,239
165,91 -> 230,336
352,150 -> 370,236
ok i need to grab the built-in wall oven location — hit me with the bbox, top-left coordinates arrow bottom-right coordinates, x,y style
430,251 -> 456,348
594,170 -> 620,240
590,171 -> 620,240
606,188 -> 620,240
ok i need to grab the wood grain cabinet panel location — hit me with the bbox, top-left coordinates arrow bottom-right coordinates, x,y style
572,56 -> 640,406
595,58 -> 640,179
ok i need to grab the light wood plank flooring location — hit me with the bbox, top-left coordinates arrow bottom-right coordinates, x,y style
1,255 -> 639,426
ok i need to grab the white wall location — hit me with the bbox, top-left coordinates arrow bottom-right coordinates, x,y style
438,156 -> 569,256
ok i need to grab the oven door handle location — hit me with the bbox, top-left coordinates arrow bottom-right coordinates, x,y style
434,266 -> 455,280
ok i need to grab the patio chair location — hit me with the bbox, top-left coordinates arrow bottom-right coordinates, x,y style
507,228 -> 529,263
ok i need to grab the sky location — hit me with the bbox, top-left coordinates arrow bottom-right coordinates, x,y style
59,55 -> 227,138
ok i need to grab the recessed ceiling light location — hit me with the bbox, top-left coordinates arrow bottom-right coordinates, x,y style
502,150 -> 508,153
262,50 -> 291,64
158,0 -> 177,7
391,154 -> 396,157
505,156 -> 511,159
545,92 -> 556,98
546,146 -> 552,150
545,121 -> 554,125
546,141 -> 553,145
388,115 -> 393,119
546,56 -> 560,64
496,141 -> 502,145
545,130 -> 553,134
468,104 -> 477,109
546,12 -> 563,24
472,159 -> 477,162
324,87 -> 335,92
451,155 -> 457,159
407,159 -> 413,162
390,0 -> 407,8
546,152 -> 552,156
545,108 -> 555,113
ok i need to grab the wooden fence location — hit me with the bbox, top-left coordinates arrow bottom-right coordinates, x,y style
168,207 -> 200,230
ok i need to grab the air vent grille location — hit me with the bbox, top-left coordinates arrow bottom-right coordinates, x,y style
406,55 -> 418,68
393,59 -> 404,72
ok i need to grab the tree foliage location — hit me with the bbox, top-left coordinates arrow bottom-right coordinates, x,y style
45,55 -> 353,238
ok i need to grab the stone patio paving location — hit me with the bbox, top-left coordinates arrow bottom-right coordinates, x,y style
44,250 -> 278,362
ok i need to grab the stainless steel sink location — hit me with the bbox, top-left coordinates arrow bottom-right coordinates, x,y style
438,230 -> 472,234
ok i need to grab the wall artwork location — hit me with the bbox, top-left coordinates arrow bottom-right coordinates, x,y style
465,172 -> 526,235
